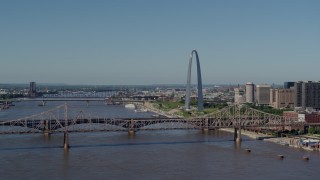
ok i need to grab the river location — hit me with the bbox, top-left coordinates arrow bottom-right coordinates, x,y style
0,101 -> 319,179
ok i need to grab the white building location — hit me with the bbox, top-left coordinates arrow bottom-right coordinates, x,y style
256,84 -> 271,105
234,88 -> 245,104
245,82 -> 254,103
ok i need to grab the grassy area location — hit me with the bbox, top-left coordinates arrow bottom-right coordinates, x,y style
308,127 -> 320,135
203,108 -> 219,114
153,101 -> 184,112
152,100 -> 221,118
246,104 -> 292,116
174,111 -> 192,118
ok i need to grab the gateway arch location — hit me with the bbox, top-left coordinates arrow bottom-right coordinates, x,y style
185,50 -> 204,111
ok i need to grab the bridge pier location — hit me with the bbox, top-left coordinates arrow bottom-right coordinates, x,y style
44,120 -> 51,137
234,127 -> 242,143
202,128 -> 209,134
44,131 -> 51,137
128,130 -> 135,136
128,119 -> 135,136
202,118 -> 209,134
40,100 -> 47,106
234,128 -> 238,141
63,132 -> 69,150
236,127 -> 242,143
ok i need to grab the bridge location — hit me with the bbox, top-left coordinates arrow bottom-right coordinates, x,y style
0,103 -> 306,134
0,103 -> 307,149
0,98 -> 147,108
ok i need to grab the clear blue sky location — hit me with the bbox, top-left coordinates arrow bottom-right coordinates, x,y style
0,0 -> 319,85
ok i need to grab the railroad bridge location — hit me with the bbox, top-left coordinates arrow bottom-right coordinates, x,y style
0,103 -> 305,135
0,103 -> 307,150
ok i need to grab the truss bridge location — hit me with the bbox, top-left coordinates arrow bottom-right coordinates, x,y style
0,104 -> 306,135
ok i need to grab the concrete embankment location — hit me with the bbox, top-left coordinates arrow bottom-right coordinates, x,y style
219,128 -> 274,140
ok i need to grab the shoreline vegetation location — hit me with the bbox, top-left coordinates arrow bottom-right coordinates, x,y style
149,101 -> 293,118
146,101 -> 225,118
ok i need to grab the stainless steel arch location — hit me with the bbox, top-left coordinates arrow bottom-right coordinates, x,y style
185,50 -> 204,111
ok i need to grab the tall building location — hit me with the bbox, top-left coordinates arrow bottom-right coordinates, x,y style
245,82 -> 254,103
270,88 -> 294,109
234,88 -> 245,104
256,84 -> 271,105
284,82 -> 295,89
294,81 -> 320,110
28,82 -> 37,98
294,82 -> 303,108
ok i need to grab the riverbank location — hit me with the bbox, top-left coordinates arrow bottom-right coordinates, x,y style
264,137 -> 320,152
219,128 -> 320,152
142,102 -> 177,118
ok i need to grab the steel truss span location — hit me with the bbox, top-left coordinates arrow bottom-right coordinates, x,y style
0,104 -> 306,134
185,50 -> 204,111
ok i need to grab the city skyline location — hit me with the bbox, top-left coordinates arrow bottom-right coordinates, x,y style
1,0 -> 319,85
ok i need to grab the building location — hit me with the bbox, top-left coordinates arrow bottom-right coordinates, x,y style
282,111 -> 306,130
270,88 -> 294,109
283,111 -> 298,120
305,113 -> 320,124
255,84 -> 271,105
245,82 -> 254,103
284,82 -> 295,89
234,88 -> 245,104
28,82 -> 37,98
283,111 -> 305,122
294,81 -> 320,110
294,82 -> 303,108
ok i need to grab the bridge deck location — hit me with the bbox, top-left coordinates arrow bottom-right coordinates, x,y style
0,104 -> 308,134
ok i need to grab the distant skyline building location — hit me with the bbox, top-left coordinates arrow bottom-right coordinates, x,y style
270,88 -> 294,109
28,82 -> 37,98
234,88 -> 245,104
245,82 -> 254,103
294,82 -> 303,109
294,81 -> 320,110
284,82 -> 295,89
185,50 -> 203,111
255,84 -> 271,105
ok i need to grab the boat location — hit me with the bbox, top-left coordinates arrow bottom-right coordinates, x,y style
38,101 -> 46,106
278,141 -> 289,146
105,101 -> 121,105
125,104 -> 135,109
0,104 -> 9,110
134,109 -> 148,113
302,139 -> 320,147
38,103 -> 45,107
